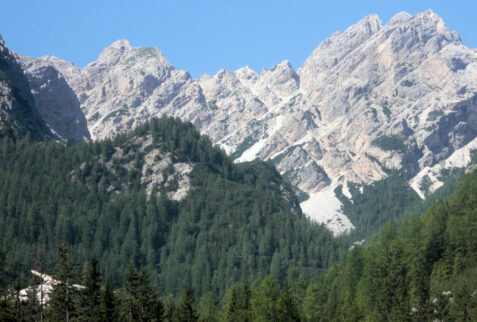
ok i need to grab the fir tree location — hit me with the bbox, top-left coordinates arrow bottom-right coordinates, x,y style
175,286 -> 198,322
47,243 -> 78,322
277,281 -> 300,322
77,257 -> 102,321
100,280 -> 118,322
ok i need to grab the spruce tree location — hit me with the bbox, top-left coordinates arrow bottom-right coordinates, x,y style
100,280 -> 118,322
77,257 -> 102,321
48,243 -> 78,322
0,249 -> 13,321
277,281 -> 300,322
198,292 -> 217,322
175,286 -> 198,322
225,282 -> 251,322
24,277 -> 42,322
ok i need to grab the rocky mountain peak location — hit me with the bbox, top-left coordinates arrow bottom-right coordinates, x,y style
97,39 -> 131,64
235,66 -> 258,83
387,11 -> 413,25
0,34 -> 4,47
261,60 -> 300,97
355,13 -> 382,34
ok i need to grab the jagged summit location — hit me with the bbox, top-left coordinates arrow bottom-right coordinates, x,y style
97,39 -> 132,64
387,11 -> 413,25
352,13 -> 382,34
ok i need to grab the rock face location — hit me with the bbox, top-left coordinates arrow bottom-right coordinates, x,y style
19,55 -> 90,142
15,10 -> 477,233
0,36 -> 52,139
27,40 -> 209,140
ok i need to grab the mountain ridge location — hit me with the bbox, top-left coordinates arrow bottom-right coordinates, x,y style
13,9 -> 477,234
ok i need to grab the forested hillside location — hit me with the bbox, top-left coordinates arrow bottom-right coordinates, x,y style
2,158 -> 477,320
297,167 -> 477,321
335,167 -> 471,240
0,117 -> 347,299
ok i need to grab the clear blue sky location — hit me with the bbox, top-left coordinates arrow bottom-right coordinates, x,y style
1,0 -> 476,78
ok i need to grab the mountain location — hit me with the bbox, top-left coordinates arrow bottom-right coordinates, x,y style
16,10 -> 477,235
0,116 -> 346,297
0,35 -> 52,139
19,55 -> 90,143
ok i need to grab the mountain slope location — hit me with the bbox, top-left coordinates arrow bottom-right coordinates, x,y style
19,55 -> 90,143
16,10 -> 477,235
0,36 -> 52,139
0,116 -> 346,297
298,166 -> 477,321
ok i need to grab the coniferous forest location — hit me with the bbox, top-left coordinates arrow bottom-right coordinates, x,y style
0,118 -> 346,303
1,117 -> 477,320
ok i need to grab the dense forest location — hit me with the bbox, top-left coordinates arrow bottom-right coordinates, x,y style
295,167 -> 477,321
0,117 -> 348,299
2,165 -> 477,320
335,165 -> 473,240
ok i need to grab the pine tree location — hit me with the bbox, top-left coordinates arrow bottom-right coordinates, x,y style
277,281 -> 300,322
121,265 -> 139,321
0,249 -> 13,321
225,282 -> 251,322
251,276 -> 280,321
24,277 -> 42,321
135,270 -> 163,321
77,257 -> 102,321
302,281 -> 322,322
198,292 -> 217,322
175,286 -> 198,322
100,280 -> 118,322
409,251 -> 430,321
12,278 -> 24,322
450,280 -> 473,321
47,243 -> 78,322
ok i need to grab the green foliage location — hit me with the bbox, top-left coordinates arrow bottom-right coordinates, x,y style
102,108 -> 129,122
277,282 -> 300,321
381,105 -> 391,118
427,110 -> 444,121
335,171 -> 421,238
372,135 -> 407,152
77,257 -> 102,321
89,112 -> 101,121
175,287 -> 198,322
253,97 -> 263,105
47,243 -> 78,321
307,167 -> 477,320
118,266 -> 163,321
224,282 -> 251,322
100,280 -> 118,322
270,146 -> 298,165
207,100 -> 219,110
230,134 -> 259,160
419,174 -> 433,196
287,94 -> 302,108
0,116 -> 346,300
